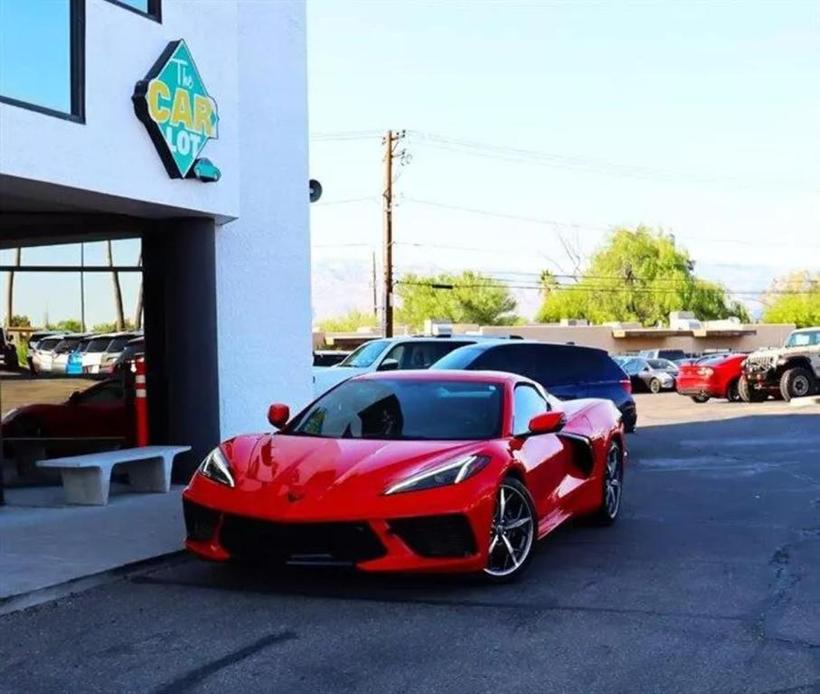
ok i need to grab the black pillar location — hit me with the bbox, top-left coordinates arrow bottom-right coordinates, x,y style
142,218 -> 221,481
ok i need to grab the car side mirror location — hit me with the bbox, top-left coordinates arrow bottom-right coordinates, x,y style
267,403 -> 290,429
527,411 -> 566,436
378,358 -> 400,372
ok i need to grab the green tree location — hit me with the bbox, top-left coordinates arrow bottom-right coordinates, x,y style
8,315 -> 31,327
762,271 -> 820,328
317,309 -> 378,333
47,319 -> 83,332
91,320 -> 136,333
395,271 -> 519,330
537,226 -> 749,326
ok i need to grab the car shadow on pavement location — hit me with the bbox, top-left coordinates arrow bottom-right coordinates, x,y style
133,409 -> 820,622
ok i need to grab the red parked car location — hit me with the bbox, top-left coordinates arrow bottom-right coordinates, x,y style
1,379 -> 132,444
675,354 -> 746,403
183,370 -> 627,582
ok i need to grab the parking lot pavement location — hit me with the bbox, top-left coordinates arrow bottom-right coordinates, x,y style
1,394 -> 818,694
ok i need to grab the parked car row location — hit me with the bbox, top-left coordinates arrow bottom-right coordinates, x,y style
28,331 -> 142,376
313,336 -> 638,432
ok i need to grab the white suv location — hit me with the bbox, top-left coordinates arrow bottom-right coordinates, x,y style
312,336 -> 482,396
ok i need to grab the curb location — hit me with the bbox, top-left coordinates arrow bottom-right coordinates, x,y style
789,395 -> 820,408
0,551 -> 188,617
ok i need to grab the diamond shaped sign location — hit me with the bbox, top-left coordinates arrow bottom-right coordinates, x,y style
133,40 -> 220,181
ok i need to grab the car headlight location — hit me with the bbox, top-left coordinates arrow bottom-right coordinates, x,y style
384,454 -> 490,495
198,447 -> 235,488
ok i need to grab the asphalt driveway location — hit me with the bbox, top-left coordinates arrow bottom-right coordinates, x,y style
1,394 -> 818,693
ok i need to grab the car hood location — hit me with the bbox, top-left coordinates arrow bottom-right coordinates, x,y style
312,366 -> 366,395
222,433 -> 485,504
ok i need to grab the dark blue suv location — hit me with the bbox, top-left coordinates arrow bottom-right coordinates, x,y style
431,340 -> 637,431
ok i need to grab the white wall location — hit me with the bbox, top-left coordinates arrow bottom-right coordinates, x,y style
215,0 -> 313,437
0,0 -> 313,438
0,0 -> 240,219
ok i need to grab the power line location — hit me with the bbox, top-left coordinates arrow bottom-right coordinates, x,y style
400,197 -> 820,250
407,131 -> 818,191
394,277 -> 815,296
402,197 -> 608,232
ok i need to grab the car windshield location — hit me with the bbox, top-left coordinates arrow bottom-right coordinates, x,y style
86,337 -> 113,353
287,379 -> 503,440
54,339 -> 80,354
622,358 -> 648,375
785,330 -> 820,347
106,336 -> 133,353
337,340 -> 390,368
38,338 -> 61,351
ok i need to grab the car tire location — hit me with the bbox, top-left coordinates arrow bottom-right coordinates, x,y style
592,441 -> 623,526
738,376 -> 766,403
780,367 -> 816,402
691,394 -> 710,404
483,477 -> 537,583
649,378 -> 661,394
725,380 -> 741,402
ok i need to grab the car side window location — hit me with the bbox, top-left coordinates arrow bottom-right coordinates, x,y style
384,341 -> 472,370
513,384 -> 548,436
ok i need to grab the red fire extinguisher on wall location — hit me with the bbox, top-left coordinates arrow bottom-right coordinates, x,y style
134,358 -> 149,447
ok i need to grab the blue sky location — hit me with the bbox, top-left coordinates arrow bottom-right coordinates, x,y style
308,0 -> 820,320
2,1 -> 819,326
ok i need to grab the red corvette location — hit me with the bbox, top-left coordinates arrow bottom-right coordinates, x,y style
183,371 -> 627,581
675,353 -> 746,403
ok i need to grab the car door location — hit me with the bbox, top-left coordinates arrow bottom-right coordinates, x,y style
510,383 -> 573,531
52,381 -> 130,441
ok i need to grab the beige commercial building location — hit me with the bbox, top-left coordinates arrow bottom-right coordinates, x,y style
316,314 -> 797,355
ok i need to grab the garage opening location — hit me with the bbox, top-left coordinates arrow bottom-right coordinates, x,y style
0,214 -> 221,508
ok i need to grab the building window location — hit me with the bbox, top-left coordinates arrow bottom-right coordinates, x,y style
0,0 -> 84,121
103,0 -> 161,22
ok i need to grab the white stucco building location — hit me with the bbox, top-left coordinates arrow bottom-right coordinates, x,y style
0,0 -> 312,474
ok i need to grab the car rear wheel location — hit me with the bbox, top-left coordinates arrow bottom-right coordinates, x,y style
649,378 -> 661,394
690,394 -> 710,403
780,367 -> 816,402
738,376 -> 766,403
483,477 -> 537,582
592,442 -> 623,526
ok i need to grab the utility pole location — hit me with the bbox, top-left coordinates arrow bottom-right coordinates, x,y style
382,130 -> 395,337
371,251 -> 378,318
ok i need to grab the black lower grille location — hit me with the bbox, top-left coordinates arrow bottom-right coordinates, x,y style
183,499 -> 221,542
388,515 -> 477,558
219,515 -> 386,564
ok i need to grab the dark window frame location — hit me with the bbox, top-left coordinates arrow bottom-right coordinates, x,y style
102,0 -> 162,23
0,0 -> 85,123
512,383 -> 549,436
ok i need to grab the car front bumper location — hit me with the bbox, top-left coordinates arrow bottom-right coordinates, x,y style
182,477 -> 497,574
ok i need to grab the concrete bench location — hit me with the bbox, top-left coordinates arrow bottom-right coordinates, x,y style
37,446 -> 192,506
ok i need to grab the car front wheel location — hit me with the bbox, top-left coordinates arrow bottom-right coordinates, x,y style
780,367 -> 816,402
484,477 -> 537,582
738,376 -> 766,403
649,378 -> 661,394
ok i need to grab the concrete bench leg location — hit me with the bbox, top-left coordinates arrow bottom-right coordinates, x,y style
127,456 -> 171,493
61,467 -> 110,506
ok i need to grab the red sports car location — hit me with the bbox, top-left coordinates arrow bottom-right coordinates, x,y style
183,371 -> 627,581
675,353 -> 746,403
